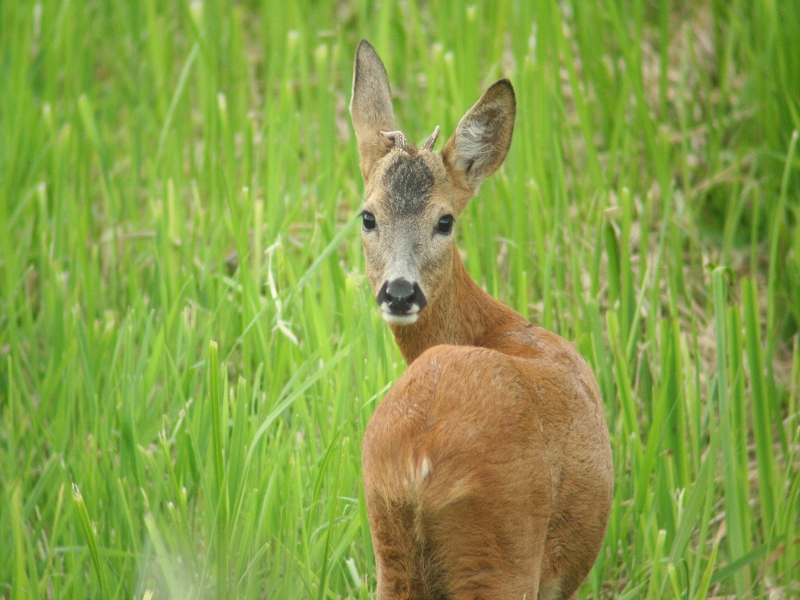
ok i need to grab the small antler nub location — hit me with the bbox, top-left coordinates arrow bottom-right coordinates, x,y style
422,126 -> 440,152
380,130 -> 408,152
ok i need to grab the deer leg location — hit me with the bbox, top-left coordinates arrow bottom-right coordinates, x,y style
421,493 -> 549,600
367,495 -> 428,600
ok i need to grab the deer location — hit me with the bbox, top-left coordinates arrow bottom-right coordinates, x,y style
350,39 -> 613,600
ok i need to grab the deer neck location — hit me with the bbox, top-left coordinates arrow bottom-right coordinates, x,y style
389,256 -> 527,364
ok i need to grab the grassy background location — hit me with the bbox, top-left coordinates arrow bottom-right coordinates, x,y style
1,0 -> 799,598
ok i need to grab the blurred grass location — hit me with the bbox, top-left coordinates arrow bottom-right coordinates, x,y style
1,0 -> 799,598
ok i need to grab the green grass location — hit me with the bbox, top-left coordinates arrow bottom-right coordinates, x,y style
1,0 -> 799,598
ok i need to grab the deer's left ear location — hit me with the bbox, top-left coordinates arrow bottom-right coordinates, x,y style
350,40 -> 396,182
442,79 -> 515,205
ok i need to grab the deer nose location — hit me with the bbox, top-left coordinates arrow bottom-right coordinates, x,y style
377,278 -> 427,313
386,279 -> 415,311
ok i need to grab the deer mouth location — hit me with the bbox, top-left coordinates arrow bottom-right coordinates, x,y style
381,310 -> 420,325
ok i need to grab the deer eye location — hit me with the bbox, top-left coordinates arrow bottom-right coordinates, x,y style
436,215 -> 454,235
362,211 -> 376,231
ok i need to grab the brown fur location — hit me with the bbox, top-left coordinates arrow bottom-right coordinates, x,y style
351,40 -> 613,600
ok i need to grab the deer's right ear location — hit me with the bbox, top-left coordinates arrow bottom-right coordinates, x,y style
350,40 -> 396,182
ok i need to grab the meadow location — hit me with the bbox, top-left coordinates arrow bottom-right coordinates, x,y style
1,0 -> 799,598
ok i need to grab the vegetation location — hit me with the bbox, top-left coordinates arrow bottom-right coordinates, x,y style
1,0 -> 798,597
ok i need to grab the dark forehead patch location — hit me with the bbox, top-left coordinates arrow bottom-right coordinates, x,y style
382,154 -> 434,216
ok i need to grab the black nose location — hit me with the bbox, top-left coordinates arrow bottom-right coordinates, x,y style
377,278 -> 427,313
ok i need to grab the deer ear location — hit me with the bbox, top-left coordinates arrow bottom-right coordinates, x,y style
442,79 -> 515,204
350,40 -> 396,182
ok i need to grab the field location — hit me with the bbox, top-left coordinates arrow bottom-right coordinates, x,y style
1,0 -> 799,598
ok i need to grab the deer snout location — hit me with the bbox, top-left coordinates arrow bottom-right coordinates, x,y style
376,278 -> 428,324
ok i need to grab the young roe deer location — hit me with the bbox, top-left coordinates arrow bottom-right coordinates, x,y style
350,40 -> 613,600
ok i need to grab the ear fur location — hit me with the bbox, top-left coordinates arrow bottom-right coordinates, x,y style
350,40 -> 396,181
442,79 -> 516,209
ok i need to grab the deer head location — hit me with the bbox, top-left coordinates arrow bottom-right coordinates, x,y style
350,40 -> 516,325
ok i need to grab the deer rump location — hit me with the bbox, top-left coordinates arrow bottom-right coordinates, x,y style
363,343 -> 611,600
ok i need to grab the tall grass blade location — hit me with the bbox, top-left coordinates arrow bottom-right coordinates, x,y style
71,484 -> 109,600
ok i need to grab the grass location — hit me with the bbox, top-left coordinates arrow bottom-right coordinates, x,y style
1,0 -> 799,598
